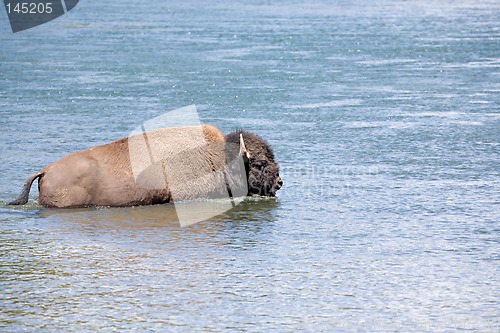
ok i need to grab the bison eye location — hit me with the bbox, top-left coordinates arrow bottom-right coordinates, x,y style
251,160 -> 267,171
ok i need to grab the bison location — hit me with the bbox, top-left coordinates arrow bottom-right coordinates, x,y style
9,125 -> 282,208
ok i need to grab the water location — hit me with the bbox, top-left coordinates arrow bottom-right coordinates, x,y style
1,0 -> 499,331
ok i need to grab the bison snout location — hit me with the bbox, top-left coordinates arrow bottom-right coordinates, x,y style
276,177 -> 283,189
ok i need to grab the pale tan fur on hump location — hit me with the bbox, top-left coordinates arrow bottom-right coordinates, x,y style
24,124 -> 229,207
202,124 -> 225,143
126,125 -> 228,202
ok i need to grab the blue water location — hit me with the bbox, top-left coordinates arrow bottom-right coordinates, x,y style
0,0 -> 499,331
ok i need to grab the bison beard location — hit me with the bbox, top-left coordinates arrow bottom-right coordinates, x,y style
9,126 -> 282,208
248,160 -> 281,197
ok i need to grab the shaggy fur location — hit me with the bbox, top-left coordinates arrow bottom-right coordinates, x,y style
225,130 -> 282,197
9,125 -> 282,207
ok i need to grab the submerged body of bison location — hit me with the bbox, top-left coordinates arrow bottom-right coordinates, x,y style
9,125 -> 282,208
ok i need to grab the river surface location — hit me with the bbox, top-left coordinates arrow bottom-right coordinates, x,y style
0,0 -> 499,332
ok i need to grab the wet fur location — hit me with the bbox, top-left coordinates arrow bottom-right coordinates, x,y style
225,130 -> 282,197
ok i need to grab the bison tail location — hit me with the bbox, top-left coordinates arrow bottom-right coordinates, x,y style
9,171 -> 44,205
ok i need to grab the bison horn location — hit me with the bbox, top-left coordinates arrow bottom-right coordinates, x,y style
239,134 -> 251,161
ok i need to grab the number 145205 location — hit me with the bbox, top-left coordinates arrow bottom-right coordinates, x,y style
6,2 -> 54,14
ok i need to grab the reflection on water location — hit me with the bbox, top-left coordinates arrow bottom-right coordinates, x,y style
35,197 -> 279,228
215,197 -> 280,222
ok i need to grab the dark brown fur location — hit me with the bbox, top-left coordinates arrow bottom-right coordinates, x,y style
225,130 -> 282,197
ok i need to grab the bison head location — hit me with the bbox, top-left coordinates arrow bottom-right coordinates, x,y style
225,130 -> 283,197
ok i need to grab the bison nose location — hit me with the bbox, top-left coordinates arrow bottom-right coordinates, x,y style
277,177 -> 283,189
